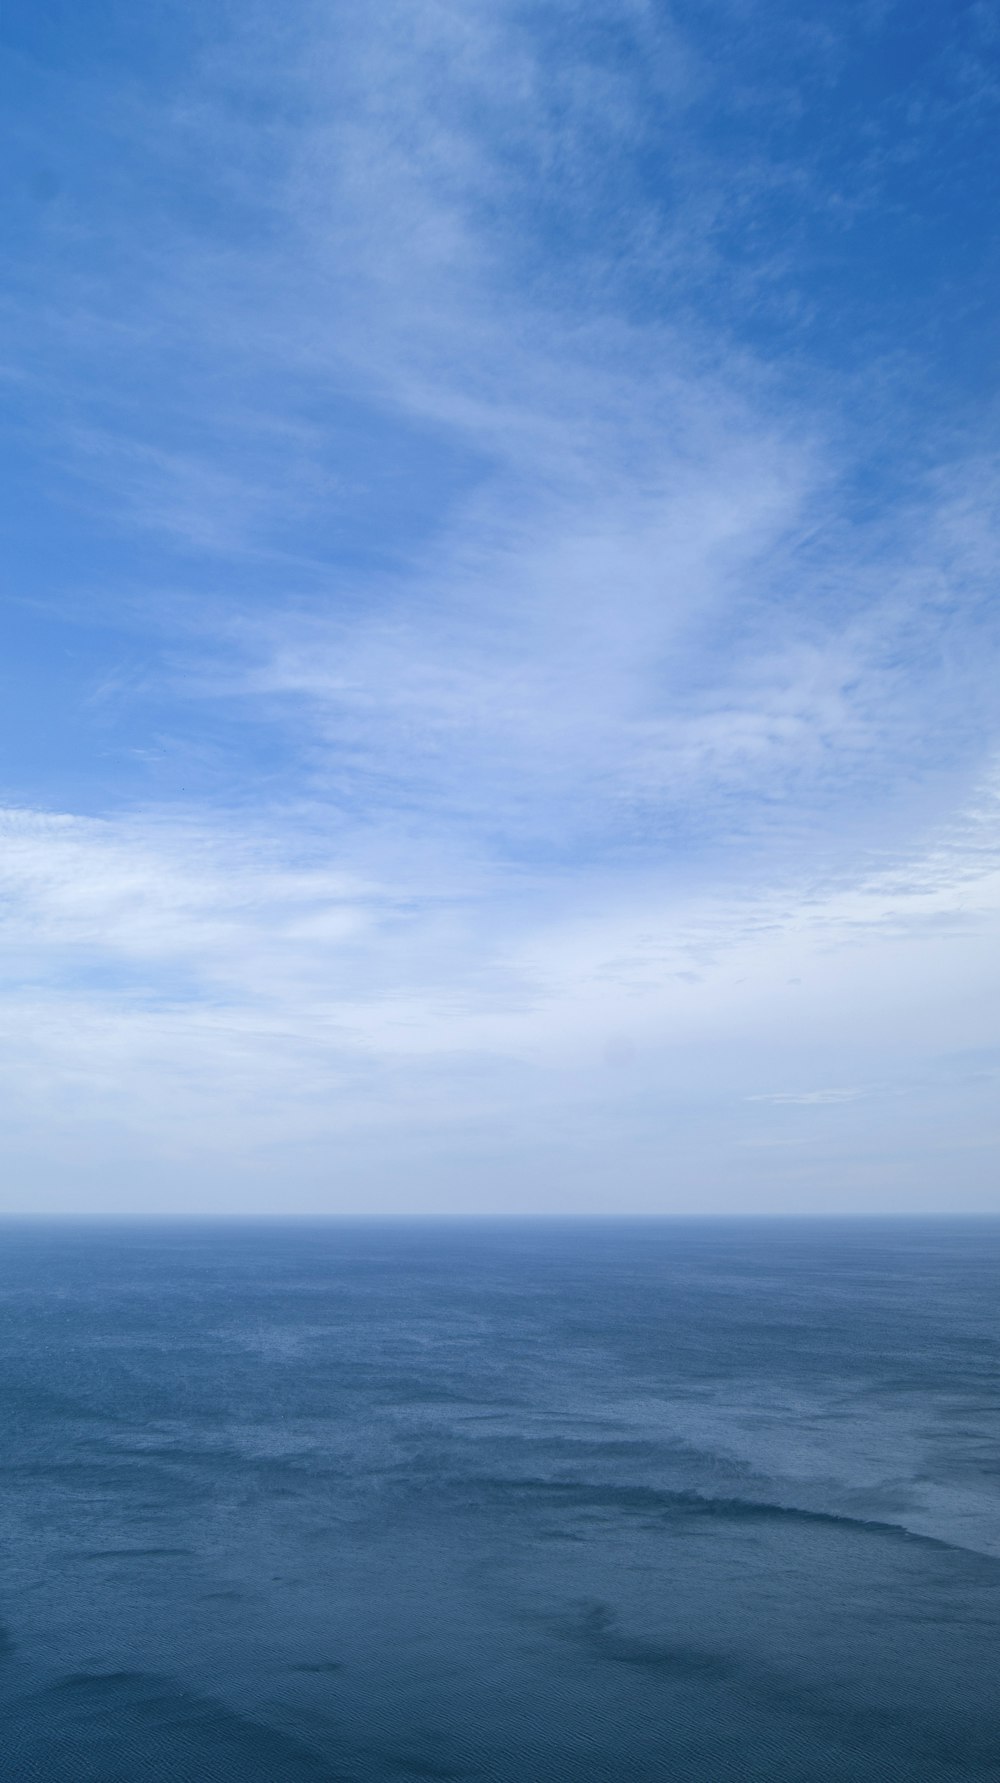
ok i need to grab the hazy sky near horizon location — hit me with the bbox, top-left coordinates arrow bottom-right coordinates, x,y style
2,0 -> 998,1214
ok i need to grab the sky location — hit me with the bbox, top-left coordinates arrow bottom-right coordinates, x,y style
1,0 -> 998,1215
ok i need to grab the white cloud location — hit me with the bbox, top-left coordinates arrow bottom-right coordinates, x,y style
4,0 -> 999,1210
0,770 -> 997,1209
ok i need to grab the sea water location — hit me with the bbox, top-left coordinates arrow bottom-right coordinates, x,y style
0,1218 -> 997,1779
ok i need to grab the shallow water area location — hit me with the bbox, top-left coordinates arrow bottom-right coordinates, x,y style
0,1218 -> 998,1780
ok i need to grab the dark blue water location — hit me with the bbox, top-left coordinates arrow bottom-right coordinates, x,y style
0,1220 -> 998,1780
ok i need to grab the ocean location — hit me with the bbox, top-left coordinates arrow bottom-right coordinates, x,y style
0,1218 -> 997,1780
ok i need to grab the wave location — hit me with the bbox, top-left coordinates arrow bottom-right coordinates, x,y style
470,1474 -> 1000,1559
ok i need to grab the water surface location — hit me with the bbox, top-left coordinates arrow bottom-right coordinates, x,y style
0,1219 -> 997,1779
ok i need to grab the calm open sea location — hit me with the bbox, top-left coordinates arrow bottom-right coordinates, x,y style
0,1219 -> 997,1780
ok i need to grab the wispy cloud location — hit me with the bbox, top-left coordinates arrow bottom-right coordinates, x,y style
2,0 -> 998,1209
0,766 -> 997,1209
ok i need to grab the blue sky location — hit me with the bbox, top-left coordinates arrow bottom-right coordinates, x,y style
1,0 -> 998,1213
